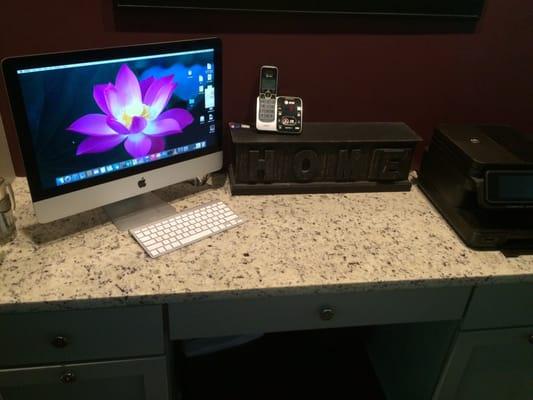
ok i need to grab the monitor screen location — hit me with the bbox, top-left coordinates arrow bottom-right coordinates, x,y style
3,39 -> 222,202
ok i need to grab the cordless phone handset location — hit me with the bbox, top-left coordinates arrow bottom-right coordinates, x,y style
256,66 -> 279,132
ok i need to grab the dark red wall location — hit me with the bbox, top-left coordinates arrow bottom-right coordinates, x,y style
1,0 -> 532,175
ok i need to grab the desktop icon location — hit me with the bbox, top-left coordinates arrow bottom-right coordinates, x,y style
199,75 -> 204,82
188,70 -> 192,76
209,124 -> 216,133
93,169 -> 100,175
57,177 -> 65,185
207,73 -> 212,81
79,172 -> 87,179
64,175 -> 71,183
86,170 -> 93,177
207,63 -> 212,70
100,167 -> 107,174
204,85 -> 215,108
200,115 -> 205,123
106,165 -> 113,172
208,114 -> 214,121
199,85 -> 204,93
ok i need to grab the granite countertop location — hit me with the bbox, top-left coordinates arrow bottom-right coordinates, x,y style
1,174 -> 532,313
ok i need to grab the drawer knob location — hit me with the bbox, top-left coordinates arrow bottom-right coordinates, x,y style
528,334 -> 533,345
319,306 -> 335,321
60,371 -> 76,384
52,336 -> 69,348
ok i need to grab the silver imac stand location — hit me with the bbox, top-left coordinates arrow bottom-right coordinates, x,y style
103,192 -> 176,231
103,174 -> 211,231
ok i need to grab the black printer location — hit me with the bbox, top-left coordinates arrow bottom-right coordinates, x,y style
418,124 -> 533,250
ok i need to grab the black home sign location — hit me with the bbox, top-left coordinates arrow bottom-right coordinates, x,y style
229,123 -> 422,195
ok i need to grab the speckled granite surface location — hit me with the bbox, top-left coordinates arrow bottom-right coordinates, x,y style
1,175 -> 532,313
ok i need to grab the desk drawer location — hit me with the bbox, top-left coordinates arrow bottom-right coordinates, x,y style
168,286 -> 472,339
434,326 -> 533,400
462,283 -> 533,330
0,356 -> 169,400
0,306 -> 164,367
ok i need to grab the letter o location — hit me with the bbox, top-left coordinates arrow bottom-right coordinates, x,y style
293,150 -> 320,181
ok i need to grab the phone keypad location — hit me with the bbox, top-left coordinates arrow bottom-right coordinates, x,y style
259,98 -> 276,122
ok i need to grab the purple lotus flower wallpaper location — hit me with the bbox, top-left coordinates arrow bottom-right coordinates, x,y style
17,49 -> 217,190
67,64 -> 194,158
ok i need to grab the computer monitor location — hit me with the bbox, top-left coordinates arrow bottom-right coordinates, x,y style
2,38 -> 223,227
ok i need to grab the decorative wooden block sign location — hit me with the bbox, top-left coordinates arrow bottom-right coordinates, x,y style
228,122 -> 422,195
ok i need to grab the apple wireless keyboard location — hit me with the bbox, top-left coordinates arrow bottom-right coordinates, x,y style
130,201 -> 244,258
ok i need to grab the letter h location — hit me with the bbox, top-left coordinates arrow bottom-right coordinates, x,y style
248,149 -> 275,183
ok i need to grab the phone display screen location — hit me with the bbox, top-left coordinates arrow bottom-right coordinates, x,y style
260,68 -> 277,93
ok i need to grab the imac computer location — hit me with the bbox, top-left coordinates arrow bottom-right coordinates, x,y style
2,38 -> 223,228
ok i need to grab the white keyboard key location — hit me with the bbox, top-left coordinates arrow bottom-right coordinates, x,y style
180,230 -> 213,245
148,244 -> 163,253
